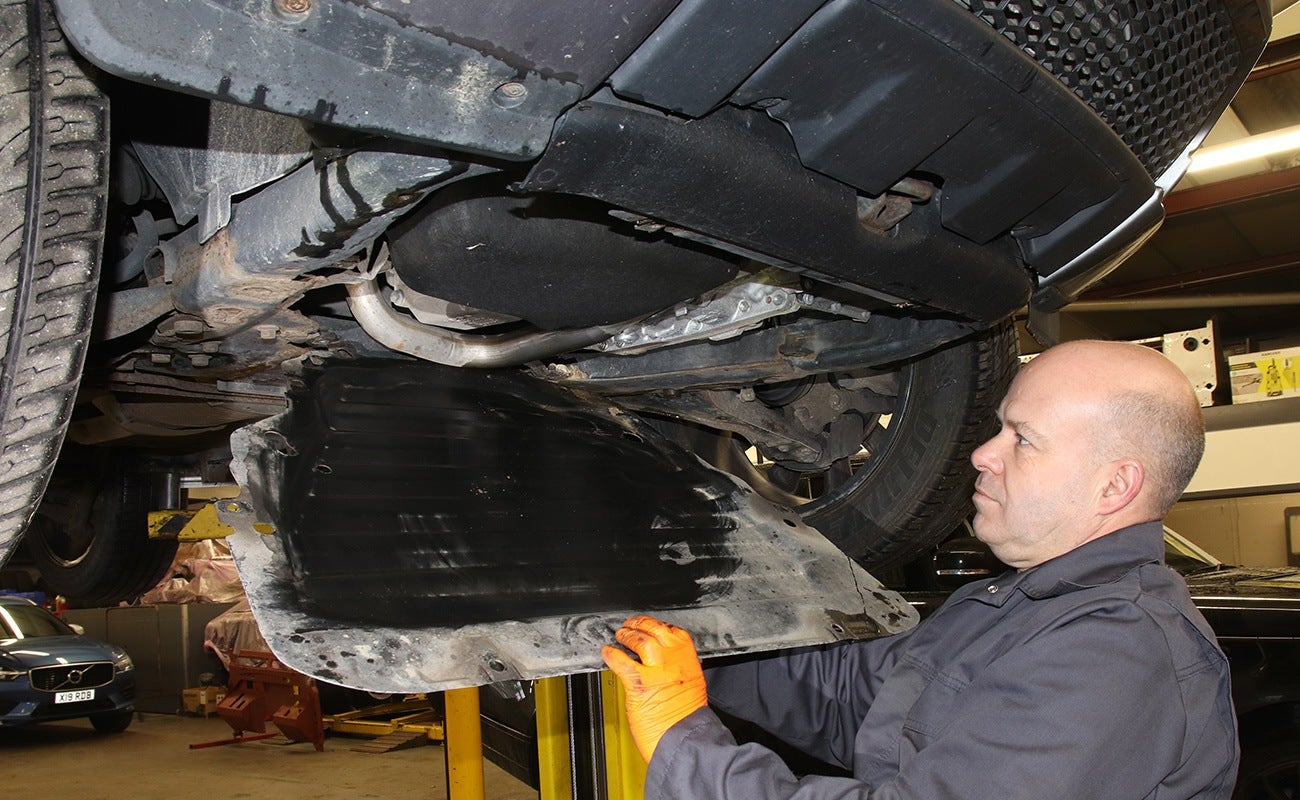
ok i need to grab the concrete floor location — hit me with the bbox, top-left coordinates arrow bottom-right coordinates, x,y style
0,712 -> 538,800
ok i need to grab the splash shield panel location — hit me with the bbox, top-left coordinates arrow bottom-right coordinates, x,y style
223,360 -> 916,692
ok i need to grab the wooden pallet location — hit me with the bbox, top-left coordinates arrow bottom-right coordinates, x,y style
350,730 -> 431,753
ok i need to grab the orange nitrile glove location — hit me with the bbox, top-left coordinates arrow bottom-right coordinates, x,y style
601,614 -> 709,763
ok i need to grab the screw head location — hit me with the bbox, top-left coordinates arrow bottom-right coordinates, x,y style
492,82 -> 528,108
275,0 -> 311,14
498,82 -> 526,99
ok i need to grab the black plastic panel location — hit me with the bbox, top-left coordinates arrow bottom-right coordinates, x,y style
523,99 -> 1032,324
730,0 -> 1153,264
605,0 -> 1265,283
225,360 -> 917,691
267,364 -> 750,627
609,0 -> 825,117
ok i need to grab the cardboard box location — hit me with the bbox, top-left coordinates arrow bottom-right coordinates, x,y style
183,686 -> 226,717
1228,347 -> 1300,404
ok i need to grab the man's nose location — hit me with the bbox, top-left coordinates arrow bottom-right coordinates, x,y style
970,435 -> 999,472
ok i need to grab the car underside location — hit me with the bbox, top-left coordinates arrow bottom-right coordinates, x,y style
0,0 -> 1271,689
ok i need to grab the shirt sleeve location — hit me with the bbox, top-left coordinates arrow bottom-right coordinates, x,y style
648,706 -> 878,800
703,628 -> 915,769
654,602 -> 1198,800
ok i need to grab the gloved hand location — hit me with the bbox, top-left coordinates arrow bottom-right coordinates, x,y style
602,615 -> 709,763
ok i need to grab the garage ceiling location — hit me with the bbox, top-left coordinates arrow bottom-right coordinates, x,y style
1044,1 -> 1300,353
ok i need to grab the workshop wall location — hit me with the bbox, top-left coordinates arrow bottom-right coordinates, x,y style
1168,491 -> 1300,567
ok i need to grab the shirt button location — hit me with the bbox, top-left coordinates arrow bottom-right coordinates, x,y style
987,585 -> 999,594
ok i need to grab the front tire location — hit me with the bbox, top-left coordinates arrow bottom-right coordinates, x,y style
1234,736 -> 1300,800
27,450 -> 178,605
800,323 -> 1017,568
682,323 -> 1017,570
0,0 -> 108,565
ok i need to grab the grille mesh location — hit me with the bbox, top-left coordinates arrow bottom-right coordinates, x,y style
29,662 -> 114,692
954,0 -> 1243,178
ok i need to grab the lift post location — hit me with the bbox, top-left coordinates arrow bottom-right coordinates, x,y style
535,673 -> 646,800
445,687 -> 486,800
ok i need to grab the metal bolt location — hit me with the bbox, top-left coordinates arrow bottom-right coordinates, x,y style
275,0 -> 311,14
738,387 -> 756,402
492,81 -> 528,108
191,354 -> 211,367
150,353 -> 171,365
497,82 -> 526,99
256,324 -> 280,341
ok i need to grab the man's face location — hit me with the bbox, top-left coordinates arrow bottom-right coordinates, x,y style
969,360 -> 1105,569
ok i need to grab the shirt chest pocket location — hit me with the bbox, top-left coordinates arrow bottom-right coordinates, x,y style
898,658 -> 969,761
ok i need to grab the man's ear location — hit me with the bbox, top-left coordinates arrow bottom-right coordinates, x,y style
1097,459 -> 1144,515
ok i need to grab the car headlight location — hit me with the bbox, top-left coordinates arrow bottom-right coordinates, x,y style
112,651 -> 134,673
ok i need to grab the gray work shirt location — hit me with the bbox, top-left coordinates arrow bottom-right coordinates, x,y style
649,521 -> 1238,800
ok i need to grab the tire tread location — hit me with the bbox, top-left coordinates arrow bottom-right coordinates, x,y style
0,0 -> 106,560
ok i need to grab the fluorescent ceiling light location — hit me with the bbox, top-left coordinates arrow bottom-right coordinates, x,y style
1187,122 -> 1300,173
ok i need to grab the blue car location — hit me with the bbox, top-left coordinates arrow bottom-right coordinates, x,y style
0,596 -> 136,732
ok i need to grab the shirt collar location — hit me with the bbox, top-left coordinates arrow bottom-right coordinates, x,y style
976,521 -> 1166,603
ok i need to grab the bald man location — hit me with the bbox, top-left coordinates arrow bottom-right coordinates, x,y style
604,340 -> 1238,800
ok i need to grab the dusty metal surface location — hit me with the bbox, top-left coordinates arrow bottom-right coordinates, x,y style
223,359 -> 916,692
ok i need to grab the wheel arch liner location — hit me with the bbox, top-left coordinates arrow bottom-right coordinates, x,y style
221,360 -> 916,692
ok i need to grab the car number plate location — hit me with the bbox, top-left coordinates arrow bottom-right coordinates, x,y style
54,689 -> 95,704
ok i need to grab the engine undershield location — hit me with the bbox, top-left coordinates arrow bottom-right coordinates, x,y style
223,359 -> 916,692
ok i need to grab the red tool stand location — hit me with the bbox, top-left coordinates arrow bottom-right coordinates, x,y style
190,650 -> 325,751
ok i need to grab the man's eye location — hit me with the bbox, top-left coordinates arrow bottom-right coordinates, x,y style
1015,434 -> 1029,446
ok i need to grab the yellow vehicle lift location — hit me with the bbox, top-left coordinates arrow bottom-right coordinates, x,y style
443,674 -> 645,800
325,697 -> 445,753
148,502 -> 273,541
